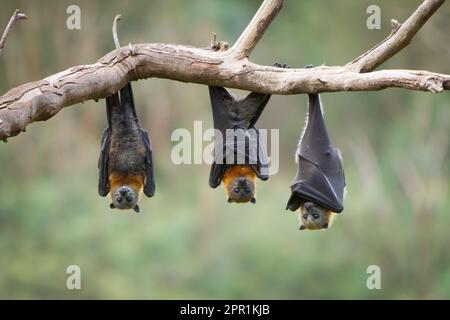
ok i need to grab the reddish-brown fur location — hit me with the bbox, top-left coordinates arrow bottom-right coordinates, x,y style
222,165 -> 256,198
108,172 -> 144,199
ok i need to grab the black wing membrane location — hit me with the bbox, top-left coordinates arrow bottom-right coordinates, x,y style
208,86 -> 232,188
286,94 -> 345,213
98,92 -> 120,197
208,86 -> 271,188
208,86 -> 237,133
98,127 -> 111,196
119,83 -> 139,123
141,129 -> 155,197
209,163 -> 227,189
241,91 -> 271,128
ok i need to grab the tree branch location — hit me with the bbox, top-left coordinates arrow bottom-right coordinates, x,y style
0,9 -> 27,55
0,0 -> 448,142
231,0 -> 284,59
348,0 -> 446,72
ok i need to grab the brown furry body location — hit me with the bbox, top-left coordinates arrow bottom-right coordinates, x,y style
107,92 -> 146,203
98,83 -> 155,213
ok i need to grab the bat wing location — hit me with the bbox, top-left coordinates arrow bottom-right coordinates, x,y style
209,127 -> 269,186
98,92 -> 120,196
208,86 -> 238,133
287,94 -> 345,213
118,82 -> 155,197
288,153 -> 344,212
249,128 -> 269,180
98,127 -> 111,196
240,92 -> 271,128
208,86 -> 270,186
119,83 -> 139,123
209,163 -> 227,188
141,129 -> 155,197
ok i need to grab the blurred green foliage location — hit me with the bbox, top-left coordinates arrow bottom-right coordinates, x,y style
0,0 -> 449,299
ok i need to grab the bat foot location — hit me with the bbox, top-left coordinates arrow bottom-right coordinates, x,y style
128,43 -> 136,56
273,62 -> 290,69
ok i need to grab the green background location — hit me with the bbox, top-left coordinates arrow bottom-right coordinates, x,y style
0,0 -> 449,299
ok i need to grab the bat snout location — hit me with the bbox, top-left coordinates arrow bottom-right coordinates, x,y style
112,186 -> 139,210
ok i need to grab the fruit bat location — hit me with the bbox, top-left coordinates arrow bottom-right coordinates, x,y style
98,83 -> 155,213
286,93 -> 346,230
208,84 -> 270,203
208,63 -> 289,204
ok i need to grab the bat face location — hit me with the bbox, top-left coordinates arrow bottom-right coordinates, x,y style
299,202 -> 334,231
226,176 -> 255,203
110,186 -> 140,212
223,165 -> 257,203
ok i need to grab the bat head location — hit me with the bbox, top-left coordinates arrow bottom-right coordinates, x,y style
110,186 -> 140,212
226,176 -> 256,203
298,202 -> 334,231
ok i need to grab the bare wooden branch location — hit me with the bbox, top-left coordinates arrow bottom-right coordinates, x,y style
112,14 -> 122,55
0,9 -> 27,55
0,0 -> 448,142
348,0 -> 446,72
231,0 -> 284,59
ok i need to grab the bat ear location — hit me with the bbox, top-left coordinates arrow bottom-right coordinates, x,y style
250,197 -> 256,204
109,203 -> 115,209
299,225 -> 306,231
227,198 -> 232,203
133,205 -> 140,213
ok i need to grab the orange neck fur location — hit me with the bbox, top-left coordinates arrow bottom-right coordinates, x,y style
222,165 -> 256,186
108,172 -> 143,197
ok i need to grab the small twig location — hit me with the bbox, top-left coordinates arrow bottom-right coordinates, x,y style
390,19 -> 401,34
0,9 -> 27,55
112,14 -> 122,55
231,0 -> 284,59
210,32 -> 217,48
210,32 -> 229,51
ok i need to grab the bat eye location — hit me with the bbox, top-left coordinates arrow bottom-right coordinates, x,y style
126,196 -> 133,202
234,187 -> 240,193
116,197 -> 122,203
244,187 -> 251,194
303,214 -> 308,219
313,213 -> 319,219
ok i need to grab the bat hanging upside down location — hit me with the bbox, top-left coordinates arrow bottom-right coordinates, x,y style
98,83 -> 155,213
208,62 -> 289,204
286,92 -> 346,230
222,165 -> 257,203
